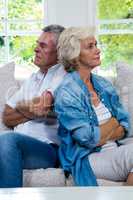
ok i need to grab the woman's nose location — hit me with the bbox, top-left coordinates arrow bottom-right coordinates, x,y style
96,47 -> 101,54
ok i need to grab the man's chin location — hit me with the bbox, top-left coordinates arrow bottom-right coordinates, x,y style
34,60 -> 40,67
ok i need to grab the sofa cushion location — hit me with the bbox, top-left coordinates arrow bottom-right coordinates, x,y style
0,62 -> 19,132
115,62 -> 133,136
65,174 -> 124,186
23,168 -> 66,187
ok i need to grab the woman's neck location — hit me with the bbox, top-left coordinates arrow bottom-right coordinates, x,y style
77,66 -> 100,106
77,66 -> 91,83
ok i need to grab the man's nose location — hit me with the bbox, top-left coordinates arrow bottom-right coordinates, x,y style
34,46 -> 39,53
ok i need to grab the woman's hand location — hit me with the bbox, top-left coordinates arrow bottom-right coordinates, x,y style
97,117 -> 124,146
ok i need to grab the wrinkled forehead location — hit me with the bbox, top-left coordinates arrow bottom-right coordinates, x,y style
80,36 -> 96,46
38,32 -> 56,45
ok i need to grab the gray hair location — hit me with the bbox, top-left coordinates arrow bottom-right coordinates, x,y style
42,24 -> 65,46
57,26 -> 96,72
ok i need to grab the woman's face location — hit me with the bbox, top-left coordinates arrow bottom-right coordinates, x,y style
78,36 -> 101,69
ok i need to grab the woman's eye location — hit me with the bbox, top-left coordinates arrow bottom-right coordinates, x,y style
87,45 -> 93,49
87,43 -> 97,49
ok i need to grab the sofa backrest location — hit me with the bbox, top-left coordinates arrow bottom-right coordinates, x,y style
0,61 -> 133,136
0,62 -> 20,132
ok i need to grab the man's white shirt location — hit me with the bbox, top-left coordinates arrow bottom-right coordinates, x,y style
6,64 -> 66,145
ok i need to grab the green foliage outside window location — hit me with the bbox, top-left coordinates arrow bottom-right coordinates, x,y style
98,0 -> 133,68
10,36 -> 37,64
8,0 -> 42,20
0,0 -> 43,66
1,0 -> 133,68
98,0 -> 133,19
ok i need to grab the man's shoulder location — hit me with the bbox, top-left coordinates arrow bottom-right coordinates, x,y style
26,70 -> 41,81
17,71 -> 39,91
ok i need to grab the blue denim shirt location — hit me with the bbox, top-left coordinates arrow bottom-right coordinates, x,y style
54,71 -> 130,186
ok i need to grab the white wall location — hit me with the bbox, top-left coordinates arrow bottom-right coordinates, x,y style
45,0 -> 97,27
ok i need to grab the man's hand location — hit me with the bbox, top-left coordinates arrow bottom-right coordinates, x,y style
3,104 -> 30,128
29,91 -> 53,117
16,91 -> 53,119
3,91 -> 54,128
16,100 -> 35,119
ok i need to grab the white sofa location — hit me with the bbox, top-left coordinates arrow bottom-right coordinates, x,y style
0,61 -> 133,187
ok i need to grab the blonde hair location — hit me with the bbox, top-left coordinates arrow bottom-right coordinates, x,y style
57,27 -> 96,72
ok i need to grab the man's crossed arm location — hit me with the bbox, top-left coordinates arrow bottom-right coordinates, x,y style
3,91 -> 53,128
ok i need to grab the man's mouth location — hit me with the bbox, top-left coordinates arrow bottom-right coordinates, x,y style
35,55 -> 40,60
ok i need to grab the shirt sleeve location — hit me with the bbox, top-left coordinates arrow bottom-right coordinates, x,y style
55,88 -> 100,149
6,79 -> 30,109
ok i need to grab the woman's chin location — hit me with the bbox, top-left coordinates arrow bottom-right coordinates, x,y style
95,60 -> 101,66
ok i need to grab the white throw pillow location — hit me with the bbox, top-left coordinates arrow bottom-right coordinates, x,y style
115,61 -> 133,136
0,62 -> 19,132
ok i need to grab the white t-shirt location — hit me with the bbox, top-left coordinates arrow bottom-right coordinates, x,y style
92,101 -> 112,125
93,102 -> 117,150
6,64 -> 66,145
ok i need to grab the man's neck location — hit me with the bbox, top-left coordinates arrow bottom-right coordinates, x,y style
40,63 -> 57,74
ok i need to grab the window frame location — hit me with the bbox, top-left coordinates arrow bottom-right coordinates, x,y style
99,18 -> 133,35
0,0 -> 47,63
97,0 -> 133,71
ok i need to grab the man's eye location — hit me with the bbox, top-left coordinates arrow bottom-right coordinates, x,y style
36,42 -> 47,49
40,43 -> 46,48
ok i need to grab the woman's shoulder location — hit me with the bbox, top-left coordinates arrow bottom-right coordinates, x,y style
93,73 -> 114,87
60,72 -> 73,85
93,73 -> 111,82
54,72 -> 83,100
92,73 -> 117,95
56,72 -> 76,90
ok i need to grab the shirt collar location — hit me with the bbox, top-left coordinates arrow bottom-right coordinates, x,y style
48,63 -> 61,72
36,64 -> 61,81
71,71 -> 91,94
71,71 -> 103,96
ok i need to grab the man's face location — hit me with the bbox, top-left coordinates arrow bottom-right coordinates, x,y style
34,32 -> 57,72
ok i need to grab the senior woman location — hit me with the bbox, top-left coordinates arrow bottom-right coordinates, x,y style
54,27 -> 133,186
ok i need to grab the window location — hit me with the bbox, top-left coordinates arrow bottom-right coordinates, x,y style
0,0 -> 46,77
98,0 -> 133,71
